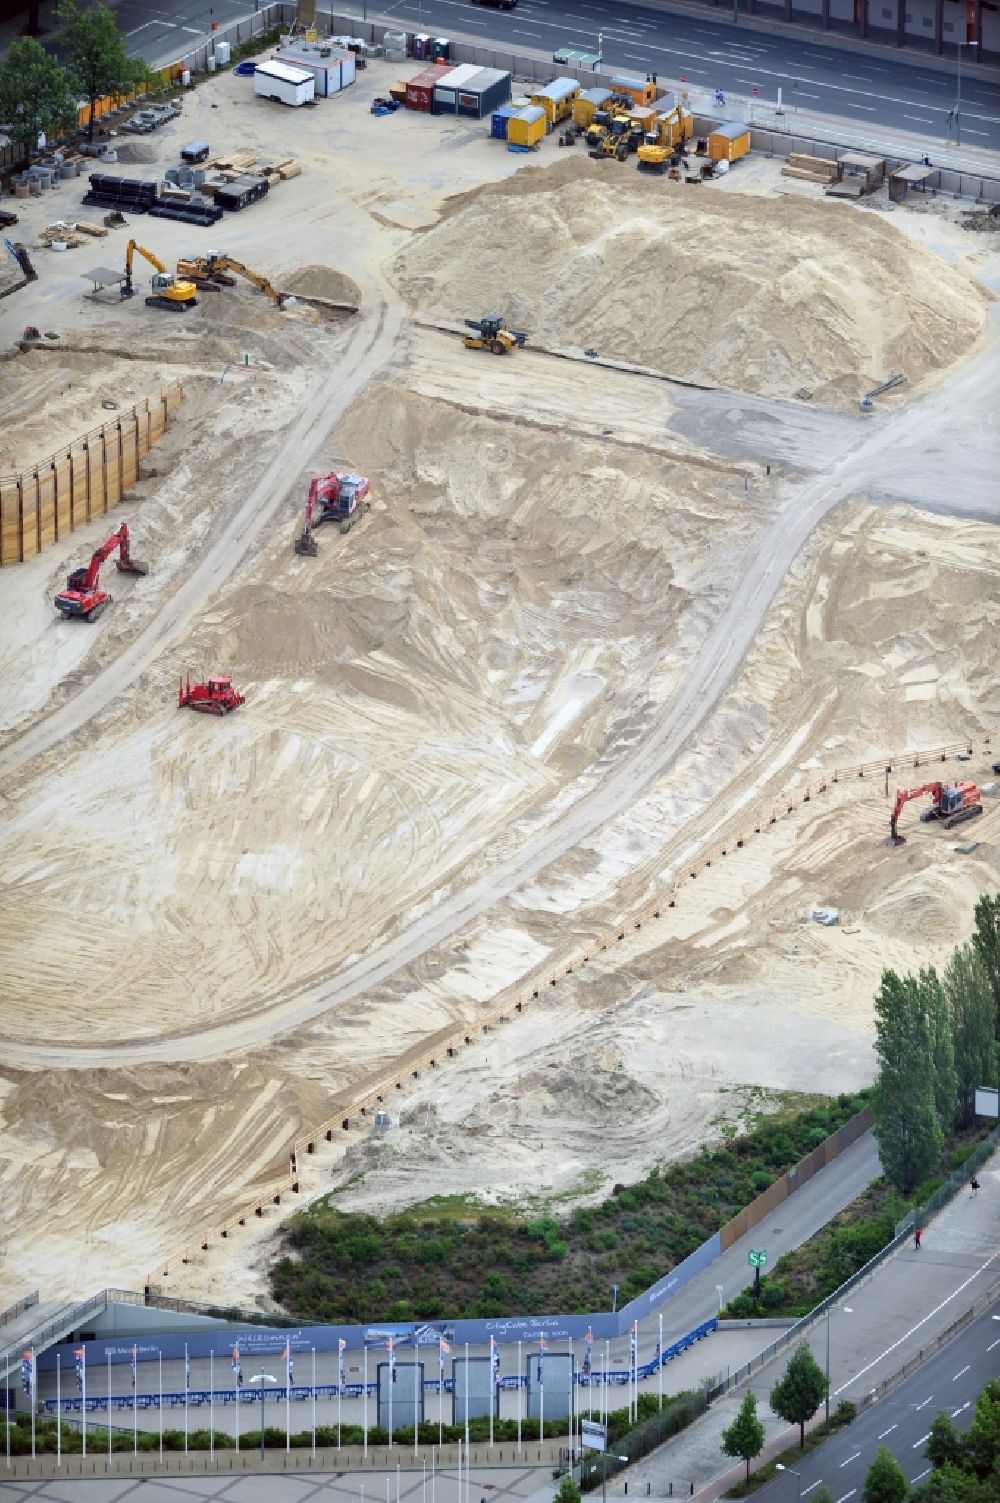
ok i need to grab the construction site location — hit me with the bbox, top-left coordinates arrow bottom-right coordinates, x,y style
0,25 -> 998,1328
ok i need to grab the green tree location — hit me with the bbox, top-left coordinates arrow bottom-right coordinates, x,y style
921,967 -> 958,1133
811,1489 -> 837,1503
945,945 -> 998,1129
873,969 -> 944,1194
927,1411 -> 964,1470
721,1390 -> 765,1480
912,1463 -> 984,1503
0,37 -> 78,167
863,1444 -> 908,1503
56,0 -> 153,141
971,893 -> 1000,1045
966,1377 -> 1000,1479
554,1475 -> 581,1503
770,1342 -> 828,1447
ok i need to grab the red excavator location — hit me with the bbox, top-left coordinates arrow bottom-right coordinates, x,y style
54,522 -> 148,620
889,781 -> 983,845
178,674 -> 246,715
294,471 -> 371,556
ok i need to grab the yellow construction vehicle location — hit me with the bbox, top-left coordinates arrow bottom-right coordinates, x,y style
175,252 -> 290,309
637,104 -> 694,172
463,315 -> 528,355
121,241 -> 198,311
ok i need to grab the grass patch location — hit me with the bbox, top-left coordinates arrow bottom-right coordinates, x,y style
271,1090 -> 871,1323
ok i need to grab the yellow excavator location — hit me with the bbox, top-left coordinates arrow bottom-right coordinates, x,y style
121,240 -> 198,311
175,252 -> 290,309
637,104 -> 694,173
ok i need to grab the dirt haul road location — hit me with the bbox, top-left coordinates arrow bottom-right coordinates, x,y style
5,316 -> 996,1073
0,287 -> 400,780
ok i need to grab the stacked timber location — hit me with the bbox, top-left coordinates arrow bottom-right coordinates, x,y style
781,152 -> 837,185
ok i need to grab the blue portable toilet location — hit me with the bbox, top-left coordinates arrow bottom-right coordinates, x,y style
491,104 -> 517,140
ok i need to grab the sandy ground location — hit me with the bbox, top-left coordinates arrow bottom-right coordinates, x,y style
0,57 -> 998,1309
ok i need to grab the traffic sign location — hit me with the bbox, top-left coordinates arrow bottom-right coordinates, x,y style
748,1249 -> 767,1268
582,1419 -> 607,1452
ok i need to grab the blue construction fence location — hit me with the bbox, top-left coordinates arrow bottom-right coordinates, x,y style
40,1319 -> 717,1411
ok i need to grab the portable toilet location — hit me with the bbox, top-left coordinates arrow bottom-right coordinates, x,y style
412,32 -> 430,59
610,73 -> 657,107
573,86 -> 613,130
508,104 -> 546,148
491,103 -> 518,140
429,36 -> 451,62
530,77 -> 580,125
708,120 -> 750,162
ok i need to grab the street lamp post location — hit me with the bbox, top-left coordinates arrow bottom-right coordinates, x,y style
824,1306 -> 852,1422
776,1463 -> 802,1503
593,1455 -> 631,1503
955,40 -> 979,147
611,1285 -> 619,1313
247,1373 -> 278,1459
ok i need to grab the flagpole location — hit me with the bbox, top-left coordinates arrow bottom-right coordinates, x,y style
363,1346 -> 368,1458
463,1343 -> 469,1450
489,1339 -> 494,1452
389,1342 -> 394,1452
184,1344 -> 189,1455
517,1341 -> 522,1455
235,1347 -> 240,1454
5,1351 -> 9,1465
431,1444 -> 436,1503
132,1347 -> 137,1456
603,1341 -> 609,1432
312,1347 -> 316,1460
30,1351 -> 35,1460
56,1352 -> 61,1465
159,1349 -> 163,1461
210,1351 -> 214,1460
81,1349 -> 87,1457
437,1343 -> 443,1450
568,1338 -> 573,1470
107,1351 -> 111,1461
413,1355 -> 419,1459
285,1348 -> 291,1453
338,1342 -> 343,1450
658,1315 -> 663,1411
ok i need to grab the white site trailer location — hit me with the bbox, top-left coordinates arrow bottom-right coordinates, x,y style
253,59 -> 316,107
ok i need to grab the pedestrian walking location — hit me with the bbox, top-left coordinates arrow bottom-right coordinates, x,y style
970,1177 -> 980,1197
914,1225 -> 922,1250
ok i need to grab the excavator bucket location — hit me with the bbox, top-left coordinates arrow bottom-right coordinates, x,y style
117,556 -> 149,576
294,530 -> 319,557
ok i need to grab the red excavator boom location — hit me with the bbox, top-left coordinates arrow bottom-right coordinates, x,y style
178,674 -> 246,716
889,780 -> 982,845
294,471 -> 371,556
54,522 -> 148,621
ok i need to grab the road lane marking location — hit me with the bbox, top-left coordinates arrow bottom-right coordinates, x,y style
841,74 -> 870,80
877,1425 -> 897,1439
953,1365 -> 970,1380
962,130 -> 989,138
915,1397 -> 933,1411
913,1434 -> 931,1448
840,1452 -> 861,1467
912,1469 -> 932,1484
126,19 -> 159,33
988,1339 -> 1000,1351
835,1492 -> 857,1503
853,105 -> 877,111
802,1484 -> 823,1496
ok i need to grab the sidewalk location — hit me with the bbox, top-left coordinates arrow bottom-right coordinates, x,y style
617,1145 -> 1000,1501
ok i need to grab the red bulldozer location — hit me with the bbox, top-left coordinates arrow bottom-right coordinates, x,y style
294,471 -> 371,556
53,522 -> 148,621
889,781 -> 983,845
178,674 -> 246,716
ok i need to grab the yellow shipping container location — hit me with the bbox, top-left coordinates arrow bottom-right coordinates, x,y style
508,105 -> 547,147
531,76 -> 580,124
708,122 -> 751,162
572,87 -> 613,129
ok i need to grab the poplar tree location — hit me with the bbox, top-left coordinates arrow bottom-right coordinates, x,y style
921,966 -> 958,1133
863,1446 -> 908,1503
944,945 -> 997,1129
971,893 -> 1000,1044
873,969 -> 943,1194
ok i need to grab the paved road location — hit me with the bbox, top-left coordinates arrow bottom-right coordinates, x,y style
755,1297 -> 1000,1501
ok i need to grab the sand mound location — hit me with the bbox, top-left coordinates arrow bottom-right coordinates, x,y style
111,141 -> 160,164
395,161 -> 988,404
283,264 -> 362,305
